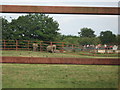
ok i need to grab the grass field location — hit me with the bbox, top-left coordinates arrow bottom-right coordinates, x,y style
1,50 -> 118,58
1,50 -> 119,88
2,64 -> 119,88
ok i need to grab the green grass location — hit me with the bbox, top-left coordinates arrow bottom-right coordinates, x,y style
1,50 -> 86,58
77,51 -> 118,57
1,50 -> 118,58
2,64 -> 119,88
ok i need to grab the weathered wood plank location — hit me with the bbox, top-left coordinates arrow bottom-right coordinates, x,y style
0,5 -> 119,15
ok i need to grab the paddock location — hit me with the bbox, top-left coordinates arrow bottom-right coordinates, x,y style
1,4 -> 120,88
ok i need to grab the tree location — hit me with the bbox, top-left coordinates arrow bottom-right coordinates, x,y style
2,14 -> 60,41
99,31 -> 116,45
1,17 -> 12,40
61,35 -> 80,45
78,37 -> 101,45
116,34 -> 120,45
78,27 -> 96,38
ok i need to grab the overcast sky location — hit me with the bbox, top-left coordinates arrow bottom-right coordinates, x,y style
1,0 -> 119,36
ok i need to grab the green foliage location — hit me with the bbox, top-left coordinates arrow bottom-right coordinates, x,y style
92,37 -> 101,45
2,14 -> 60,41
116,34 -> 120,45
116,34 -> 120,49
2,15 -> 118,45
99,31 -> 116,45
78,27 -> 96,38
61,35 -> 80,45
1,17 -> 11,40
79,37 -> 101,45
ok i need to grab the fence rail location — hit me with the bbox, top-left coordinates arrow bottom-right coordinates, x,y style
1,5 -> 119,15
1,56 -> 119,65
0,40 -> 119,54
0,40 -> 82,52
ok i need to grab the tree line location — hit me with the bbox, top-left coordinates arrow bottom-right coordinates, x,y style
1,14 -> 120,45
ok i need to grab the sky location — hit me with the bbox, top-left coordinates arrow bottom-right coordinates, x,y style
1,0 -> 119,36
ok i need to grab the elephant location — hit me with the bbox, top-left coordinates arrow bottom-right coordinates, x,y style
33,43 -> 38,51
46,45 -> 56,53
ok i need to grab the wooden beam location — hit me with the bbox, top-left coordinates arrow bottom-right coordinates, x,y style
0,5 -> 119,15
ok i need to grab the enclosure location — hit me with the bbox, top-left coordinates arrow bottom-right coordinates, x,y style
1,3 -> 120,89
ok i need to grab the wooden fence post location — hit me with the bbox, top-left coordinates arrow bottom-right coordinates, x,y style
4,40 -> 6,50
62,42 -> 64,52
40,41 -> 42,52
50,42 -> 52,45
16,40 -> 18,51
28,40 -> 29,51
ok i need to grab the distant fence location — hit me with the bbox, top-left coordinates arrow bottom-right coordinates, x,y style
0,40 -> 119,54
0,40 -> 82,52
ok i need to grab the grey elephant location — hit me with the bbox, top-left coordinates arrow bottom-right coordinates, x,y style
33,43 -> 38,51
46,45 -> 56,53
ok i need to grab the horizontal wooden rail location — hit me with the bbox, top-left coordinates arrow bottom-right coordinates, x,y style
1,40 -> 72,51
1,56 -> 119,65
0,5 -> 119,15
